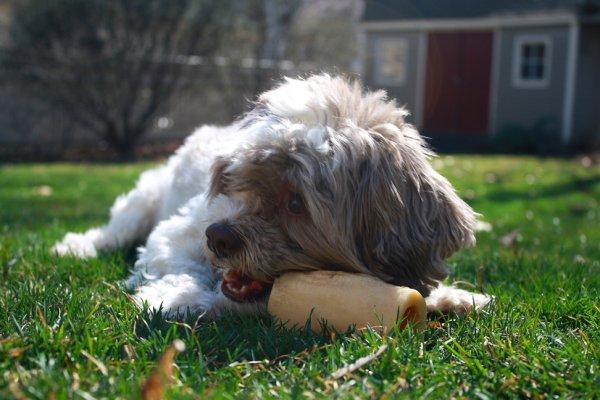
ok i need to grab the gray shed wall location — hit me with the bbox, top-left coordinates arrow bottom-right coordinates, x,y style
573,25 -> 600,146
364,31 -> 420,124
494,25 -> 569,140
365,26 -> 572,143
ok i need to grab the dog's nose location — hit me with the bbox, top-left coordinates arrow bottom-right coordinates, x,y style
206,223 -> 242,258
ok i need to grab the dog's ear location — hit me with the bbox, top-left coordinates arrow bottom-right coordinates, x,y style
208,156 -> 232,198
353,125 -> 477,296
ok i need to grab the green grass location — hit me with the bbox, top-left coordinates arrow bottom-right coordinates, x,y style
1,156 -> 599,399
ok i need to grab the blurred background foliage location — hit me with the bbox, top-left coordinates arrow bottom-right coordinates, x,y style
0,0 -> 362,161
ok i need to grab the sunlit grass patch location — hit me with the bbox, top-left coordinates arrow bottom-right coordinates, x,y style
1,156 -> 599,398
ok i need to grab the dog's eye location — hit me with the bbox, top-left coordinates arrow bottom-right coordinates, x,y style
287,192 -> 306,215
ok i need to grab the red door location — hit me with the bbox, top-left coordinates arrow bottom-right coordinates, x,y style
424,31 -> 493,135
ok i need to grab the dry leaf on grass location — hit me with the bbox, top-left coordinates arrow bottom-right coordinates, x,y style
141,339 -> 186,400
330,344 -> 388,379
8,347 -> 27,359
429,321 -> 444,329
35,185 -> 53,196
500,230 -> 521,248
8,376 -> 27,400
81,350 -> 108,376
475,220 -> 493,232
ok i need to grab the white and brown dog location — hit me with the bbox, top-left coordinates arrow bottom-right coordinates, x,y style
53,74 -> 491,318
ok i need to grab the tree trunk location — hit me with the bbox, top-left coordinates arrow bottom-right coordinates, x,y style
103,125 -> 137,161
115,140 -> 136,162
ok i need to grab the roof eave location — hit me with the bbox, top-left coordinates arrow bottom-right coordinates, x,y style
360,10 -> 578,32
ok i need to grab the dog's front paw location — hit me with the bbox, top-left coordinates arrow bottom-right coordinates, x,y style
52,232 -> 98,259
426,286 -> 493,315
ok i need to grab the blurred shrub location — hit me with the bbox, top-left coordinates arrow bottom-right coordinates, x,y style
494,118 -> 563,155
2,0 -> 231,160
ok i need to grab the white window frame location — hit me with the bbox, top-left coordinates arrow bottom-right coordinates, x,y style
373,36 -> 409,86
512,34 -> 553,89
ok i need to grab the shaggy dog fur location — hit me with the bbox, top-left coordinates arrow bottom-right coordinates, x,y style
53,74 -> 491,318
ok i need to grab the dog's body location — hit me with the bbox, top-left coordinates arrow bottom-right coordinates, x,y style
53,75 -> 491,318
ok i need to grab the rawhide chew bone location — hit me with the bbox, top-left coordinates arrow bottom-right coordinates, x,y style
267,271 -> 426,332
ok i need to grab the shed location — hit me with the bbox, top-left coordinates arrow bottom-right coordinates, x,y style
360,0 -> 600,150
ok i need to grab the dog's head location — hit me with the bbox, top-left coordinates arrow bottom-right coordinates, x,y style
205,75 -> 477,300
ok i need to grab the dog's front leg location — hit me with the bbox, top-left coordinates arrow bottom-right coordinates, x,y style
53,165 -> 173,259
128,193 -> 264,318
126,193 -> 218,317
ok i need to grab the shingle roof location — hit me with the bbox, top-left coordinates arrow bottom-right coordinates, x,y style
362,0 -> 600,21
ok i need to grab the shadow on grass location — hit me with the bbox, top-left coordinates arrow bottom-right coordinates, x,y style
479,175 -> 600,203
131,302 -> 439,373
133,308 -> 332,367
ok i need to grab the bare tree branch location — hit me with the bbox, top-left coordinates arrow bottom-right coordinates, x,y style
3,0 -> 230,159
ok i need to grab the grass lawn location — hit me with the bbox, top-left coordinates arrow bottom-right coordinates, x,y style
1,156 -> 599,399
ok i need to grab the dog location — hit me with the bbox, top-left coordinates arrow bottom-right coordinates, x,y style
53,74 -> 492,318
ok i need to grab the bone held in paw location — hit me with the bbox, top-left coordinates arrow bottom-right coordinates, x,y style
267,271 -> 426,333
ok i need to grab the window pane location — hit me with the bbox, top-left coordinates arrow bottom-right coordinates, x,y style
518,40 -> 548,82
537,45 -> 545,58
374,38 -> 408,85
535,64 -> 544,78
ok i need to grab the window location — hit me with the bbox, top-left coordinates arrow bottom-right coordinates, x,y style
512,35 -> 552,88
373,37 -> 409,86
